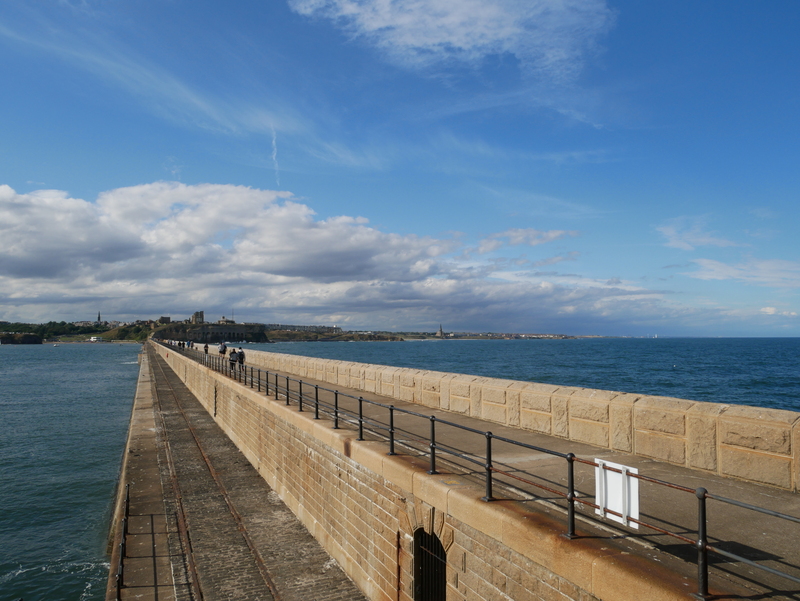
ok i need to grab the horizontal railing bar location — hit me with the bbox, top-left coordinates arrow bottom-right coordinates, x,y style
706,545 -> 800,585
706,493 -> 800,524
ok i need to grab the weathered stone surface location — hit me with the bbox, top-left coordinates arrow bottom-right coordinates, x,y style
481,385 -> 507,406
635,432 -> 686,464
551,391 -> 570,438
506,383 -> 525,427
609,393 -> 638,453
635,396 -> 693,435
686,403 -> 725,471
719,447 -> 793,489
519,383 -> 559,413
450,377 -> 474,399
721,404 -> 800,425
720,419 -> 793,455
520,409 -> 552,434
568,419 -> 609,448
569,397 -> 609,423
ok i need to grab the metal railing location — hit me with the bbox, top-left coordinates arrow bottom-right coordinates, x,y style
163,342 -> 800,599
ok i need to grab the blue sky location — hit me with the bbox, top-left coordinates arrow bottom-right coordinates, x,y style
1,0 -> 798,336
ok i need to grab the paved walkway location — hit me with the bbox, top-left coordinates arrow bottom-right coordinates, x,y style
184,346 -> 800,600
106,348 -> 367,601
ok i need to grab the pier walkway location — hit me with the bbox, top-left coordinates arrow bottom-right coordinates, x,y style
109,343 -> 800,600
105,347 -> 367,601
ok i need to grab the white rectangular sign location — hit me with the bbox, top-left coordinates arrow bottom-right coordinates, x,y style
595,459 -> 639,529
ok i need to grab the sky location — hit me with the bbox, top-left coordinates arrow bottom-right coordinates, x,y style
1,1 -> 799,336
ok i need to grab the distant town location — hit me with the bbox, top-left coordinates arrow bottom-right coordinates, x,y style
0,310 -> 583,344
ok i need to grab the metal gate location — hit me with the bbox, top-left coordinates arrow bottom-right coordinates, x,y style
413,528 -> 447,601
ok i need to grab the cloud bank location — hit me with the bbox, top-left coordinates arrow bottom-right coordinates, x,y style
0,182 -> 690,332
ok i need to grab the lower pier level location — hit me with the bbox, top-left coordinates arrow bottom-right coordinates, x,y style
106,347 -> 367,601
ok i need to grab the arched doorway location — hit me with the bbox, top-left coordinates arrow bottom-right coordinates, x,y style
413,528 -> 447,601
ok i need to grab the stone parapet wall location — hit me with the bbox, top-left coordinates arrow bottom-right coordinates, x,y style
239,349 -> 800,492
154,343 -> 702,601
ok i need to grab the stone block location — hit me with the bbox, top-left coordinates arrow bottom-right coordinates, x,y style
635,431 -> 686,465
481,385 -> 507,406
449,376 -> 474,400
720,417 -> 793,455
470,378 -> 488,418
520,409 -> 552,434
569,396 -> 609,424
634,396 -> 693,435
719,446 -> 793,489
446,485 -> 512,536
506,382 -> 525,427
609,393 -> 638,453
519,383 -> 559,412
350,441 -> 388,477
482,401 -> 508,424
686,403 -> 725,471
551,390 -> 571,438
569,419 -> 609,448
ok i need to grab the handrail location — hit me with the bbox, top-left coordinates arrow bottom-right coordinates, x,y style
160,341 -> 800,599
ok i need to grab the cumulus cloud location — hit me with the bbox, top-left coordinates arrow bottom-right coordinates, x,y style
0,181 -> 692,331
289,0 -> 614,82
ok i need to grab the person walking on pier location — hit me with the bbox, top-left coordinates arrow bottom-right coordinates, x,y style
218,342 -> 226,357
204,343 -> 209,354
228,348 -> 238,372
237,347 -> 245,371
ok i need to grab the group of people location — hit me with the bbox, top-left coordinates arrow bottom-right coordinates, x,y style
217,342 -> 246,370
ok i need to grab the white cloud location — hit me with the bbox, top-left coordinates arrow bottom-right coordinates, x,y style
657,216 -> 739,251
289,0 -> 614,82
760,307 -> 797,317
476,227 -> 578,253
691,258 -> 800,288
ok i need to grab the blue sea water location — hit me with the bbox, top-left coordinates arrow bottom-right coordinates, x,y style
1,338 -> 798,601
0,343 -> 141,601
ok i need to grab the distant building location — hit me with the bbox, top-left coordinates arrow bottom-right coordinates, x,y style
218,316 -> 235,325
263,323 -> 342,334
191,311 -> 205,324
158,316 -> 171,324
436,324 -> 445,338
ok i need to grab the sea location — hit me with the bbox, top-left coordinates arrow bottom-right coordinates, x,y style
1,337 -> 798,600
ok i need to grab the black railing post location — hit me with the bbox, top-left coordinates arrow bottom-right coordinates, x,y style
566,453 -> 576,539
695,487 -> 710,599
388,405 -> 396,455
298,381 -> 304,412
482,432 -> 494,501
314,385 -> 320,419
274,372 -> 278,399
250,367 -> 253,388
428,416 -> 438,474
265,371 -> 270,395
358,397 -> 364,441
286,376 -> 290,405
334,391 -> 339,429
257,369 -> 261,392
